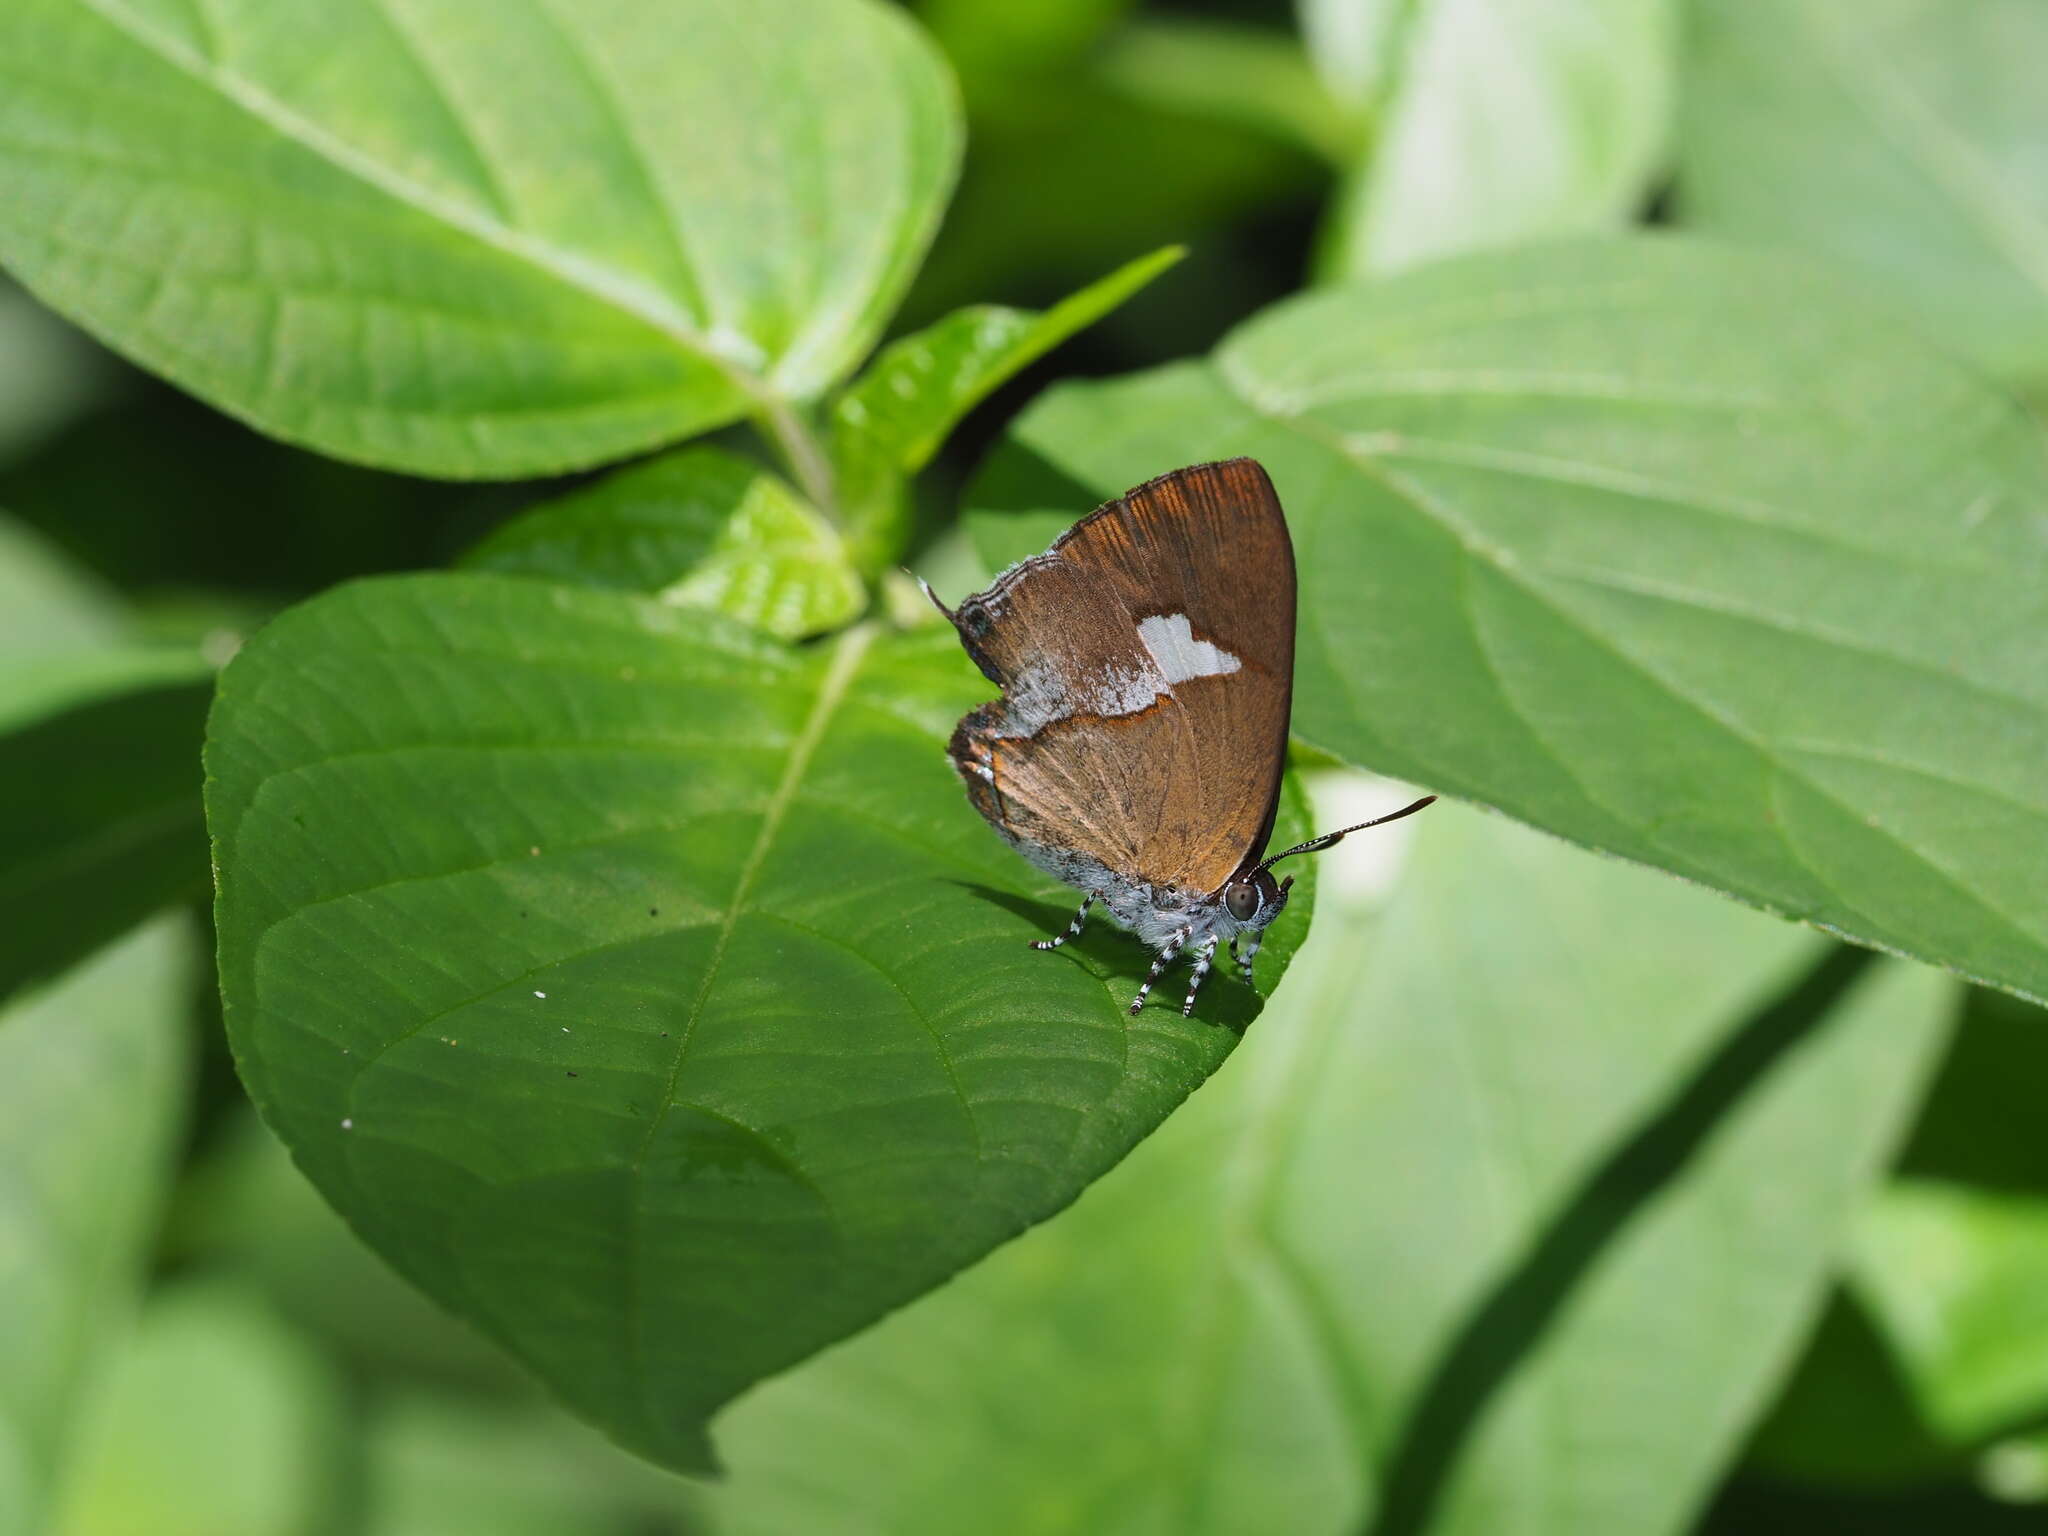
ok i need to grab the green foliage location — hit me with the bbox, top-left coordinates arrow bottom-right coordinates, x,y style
716,801 -> 1948,1534
971,237 -> 2048,1009
464,447 -> 865,642
205,572 -> 1317,1469
1309,0 -> 1677,278
829,247 -> 1184,561
1680,0 -> 2048,393
0,518 -> 214,999
0,919 -> 192,1536
49,1279 -> 348,1536
4,0 -> 2046,1526
0,0 -> 960,478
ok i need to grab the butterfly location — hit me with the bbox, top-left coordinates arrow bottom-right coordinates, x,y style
925,458 -> 1433,1018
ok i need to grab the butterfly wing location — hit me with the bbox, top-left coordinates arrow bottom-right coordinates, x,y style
945,459 -> 1294,897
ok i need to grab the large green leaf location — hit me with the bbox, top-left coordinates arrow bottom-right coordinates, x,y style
464,447 -> 865,643
968,237 -> 2048,1006
1679,0 -> 2048,392
0,917 -> 192,1536
206,574 -> 1316,1472
49,1279 -> 349,1536
714,799 -> 1949,1534
0,516 -> 213,1000
0,0 -> 959,477
1307,0 -> 1677,279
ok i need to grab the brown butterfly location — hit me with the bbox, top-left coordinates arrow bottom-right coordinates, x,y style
926,458 -> 1433,1018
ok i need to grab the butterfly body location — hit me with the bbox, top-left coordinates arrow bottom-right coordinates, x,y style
931,459 -> 1430,1017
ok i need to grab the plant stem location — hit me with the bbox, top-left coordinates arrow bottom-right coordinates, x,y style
758,398 -> 838,522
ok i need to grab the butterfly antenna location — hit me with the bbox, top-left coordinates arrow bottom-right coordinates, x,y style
1254,795 -> 1437,873
906,571 -> 955,621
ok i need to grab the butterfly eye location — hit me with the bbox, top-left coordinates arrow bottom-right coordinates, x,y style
1224,883 -> 1260,922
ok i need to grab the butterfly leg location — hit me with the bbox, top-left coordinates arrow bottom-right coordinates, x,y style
1182,935 -> 1221,1017
1032,893 -> 1096,951
1232,933 -> 1263,986
1128,927 -> 1190,1015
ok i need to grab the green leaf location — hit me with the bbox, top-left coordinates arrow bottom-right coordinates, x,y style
1742,1290 -> 1955,1490
176,1109 -> 524,1393
828,247 -> 1183,563
49,1279 -> 348,1536
968,236 -> 2048,1008
0,518 -> 214,1000
1678,0 -> 2048,392
464,447 -> 864,642
205,574 -> 1317,1473
0,917 -> 193,1536
1312,0 -> 1677,279
1097,22 -> 1357,166
0,514 -> 122,656
0,282 -> 115,466
1853,1179 -> 2048,1446
0,0 -> 960,477
362,1391 -> 708,1536
714,799 -> 1949,1534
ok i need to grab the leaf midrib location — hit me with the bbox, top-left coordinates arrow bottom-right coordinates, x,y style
71,0 -> 773,400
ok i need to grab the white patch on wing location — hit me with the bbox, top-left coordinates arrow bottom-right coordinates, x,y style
1001,659 -> 1164,736
1137,613 -> 1241,684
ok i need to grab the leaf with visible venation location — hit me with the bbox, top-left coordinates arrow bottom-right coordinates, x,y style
714,801 -> 1949,1535
1308,0 -> 1677,279
464,447 -> 864,642
1679,0 -> 2048,391
49,1280 -> 347,1536
0,917 -> 192,1536
205,574 -> 1317,1473
970,237 -> 2048,1006
0,0 -> 959,477
828,247 -> 1183,560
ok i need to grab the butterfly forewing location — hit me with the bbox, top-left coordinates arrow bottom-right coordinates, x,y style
946,459 -> 1295,897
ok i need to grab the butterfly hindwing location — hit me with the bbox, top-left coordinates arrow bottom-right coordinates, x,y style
945,459 -> 1295,898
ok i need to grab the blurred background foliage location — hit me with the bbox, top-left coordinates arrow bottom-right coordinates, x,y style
4,0 -> 2048,1532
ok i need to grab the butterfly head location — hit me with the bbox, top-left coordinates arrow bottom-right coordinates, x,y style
1220,868 -> 1290,932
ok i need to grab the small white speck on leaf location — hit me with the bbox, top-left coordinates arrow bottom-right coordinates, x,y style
340,1118 -> 354,1130
534,990 -> 546,999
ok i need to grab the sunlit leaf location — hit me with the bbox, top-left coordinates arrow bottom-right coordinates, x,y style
715,800 -> 1949,1535
1310,0 -> 1677,279
0,0 -> 960,476
1854,1179 -> 2048,1446
828,247 -> 1182,563
1680,0 -> 2048,392
969,236 -> 2048,1007
465,447 -> 864,642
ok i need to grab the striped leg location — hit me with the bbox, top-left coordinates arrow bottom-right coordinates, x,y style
1033,893 -> 1096,951
1128,927 -> 1190,1015
1182,935 -> 1221,1017
1231,933 -> 1263,986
